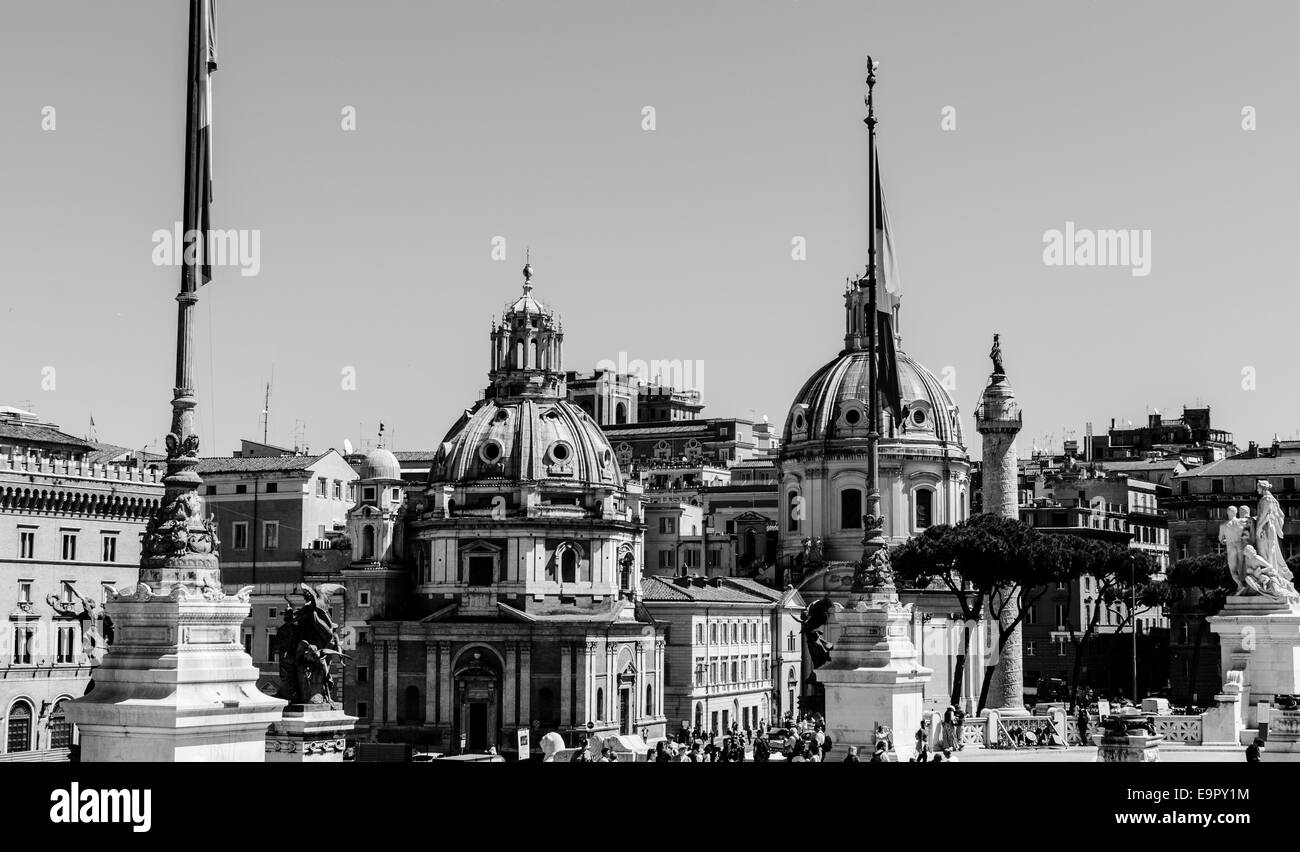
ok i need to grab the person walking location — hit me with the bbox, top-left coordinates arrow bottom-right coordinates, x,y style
843,745 -> 861,763
942,705 -> 957,750
870,741 -> 889,762
914,721 -> 930,763
1077,707 -> 1091,746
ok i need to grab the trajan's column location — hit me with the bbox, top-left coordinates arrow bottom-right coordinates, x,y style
977,334 -> 1029,717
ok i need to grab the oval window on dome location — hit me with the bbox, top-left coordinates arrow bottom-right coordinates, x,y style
911,409 -> 927,426
794,413 -> 806,430
844,408 -> 862,426
494,409 -> 510,423
549,442 -> 572,463
602,448 -> 613,467
480,440 -> 504,463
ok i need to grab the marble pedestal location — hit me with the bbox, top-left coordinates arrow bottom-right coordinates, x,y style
1207,595 -> 1300,728
1097,731 -> 1162,762
1259,708 -> 1300,762
66,585 -> 285,762
266,705 -> 356,762
818,590 -> 932,761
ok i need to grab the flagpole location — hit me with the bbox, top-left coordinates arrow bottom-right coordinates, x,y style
141,0 -> 218,591
856,55 -> 887,589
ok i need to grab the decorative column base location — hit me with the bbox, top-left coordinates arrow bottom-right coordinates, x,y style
65,584 -> 285,762
1207,595 -> 1300,728
1097,731 -> 1162,762
818,590 -> 932,761
266,705 -> 357,762
1259,708 -> 1300,762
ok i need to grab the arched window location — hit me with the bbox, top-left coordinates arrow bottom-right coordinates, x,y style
744,528 -> 756,557
840,488 -> 862,529
645,685 -> 654,716
6,700 -> 32,753
561,547 -> 577,583
695,623 -> 703,644
446,498 -> 456,517
595,688 -> 605,721
361,525 -> 376,559
615,402 -> 627,425
529,339 -> 538,369
915,488 -> 934,529
403,685 -> 423,724
694,702 -> 704,730
654,440 -> 672,461
48,700 -> 72,750
514,340 -> 524,369
787,491 -> 800,533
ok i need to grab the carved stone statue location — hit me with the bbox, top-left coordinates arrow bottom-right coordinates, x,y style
271,583 -> 351,705
46,586 -> 108,663
795,596 -> 835,668
1254,481 -> 1289,586
1219,505 -> 1249,593
853,546 -> 895,592
989,333 -> 1005,376
1241,545 -> 1300,605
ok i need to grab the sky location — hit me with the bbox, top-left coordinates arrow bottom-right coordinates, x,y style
1,0 -> 1297,459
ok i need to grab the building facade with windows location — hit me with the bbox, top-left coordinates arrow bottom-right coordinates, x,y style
0,438 -> 161,760
643,574 -> 800,734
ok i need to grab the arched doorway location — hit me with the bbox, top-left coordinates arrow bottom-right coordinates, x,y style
361,525 -> 375,559
453,649 -> 502,754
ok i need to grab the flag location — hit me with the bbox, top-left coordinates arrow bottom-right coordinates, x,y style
871,154 -> 903,422
182,0 -> 218,288
873,156 -> 902,315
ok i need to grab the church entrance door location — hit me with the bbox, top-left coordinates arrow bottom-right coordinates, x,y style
468,703 -> 488,751
618,688 -> 631,735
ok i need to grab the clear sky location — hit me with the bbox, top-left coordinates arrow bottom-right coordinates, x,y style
2,1 -> 1297,458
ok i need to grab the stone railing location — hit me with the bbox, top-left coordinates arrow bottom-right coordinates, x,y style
1154,715 -> 1203,745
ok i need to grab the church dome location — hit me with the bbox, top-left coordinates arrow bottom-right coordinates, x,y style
431,397 -> 622,488
783,349 -> 964,447
359,447 -> 403,481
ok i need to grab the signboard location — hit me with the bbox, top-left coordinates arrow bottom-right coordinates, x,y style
516,727 -> 530,758
1096,700 -> 1110,717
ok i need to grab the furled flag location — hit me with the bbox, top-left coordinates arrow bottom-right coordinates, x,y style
871,155 -> 904,423
183,0 -> 218,287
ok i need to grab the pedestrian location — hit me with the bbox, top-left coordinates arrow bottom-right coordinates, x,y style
1077,707 -> 1090,746
954,706 -> 966,750
914,721 -> 929,763
1246,737 -> 1263,763
843,745 -> 860,763
870,741 -> 888,762
820,731 -> 834,760
754,736 -> 770,762
942,747 -> 956,763
942,704 -> 957,750
655,741 -> 671,762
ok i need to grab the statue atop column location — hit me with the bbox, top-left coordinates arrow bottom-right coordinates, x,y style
989,333 -> 1005,377
1220,505 -> 1250,593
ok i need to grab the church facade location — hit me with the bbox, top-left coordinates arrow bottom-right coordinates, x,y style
349,265 -> 667,755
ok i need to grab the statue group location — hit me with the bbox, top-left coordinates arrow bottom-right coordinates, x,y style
1218,480 -> 1300,605
272,584 -> 351,706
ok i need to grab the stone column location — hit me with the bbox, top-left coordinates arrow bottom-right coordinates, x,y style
385,639 -> 399,723
424,640 -> 438,725
502,641 -> 517,727
518,642 -> 532,727
976,354 -> 1028,718
560,641 -> 572,727
438,643 -> 453,725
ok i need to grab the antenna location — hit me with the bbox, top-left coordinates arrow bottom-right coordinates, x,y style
261,365 -> 275,445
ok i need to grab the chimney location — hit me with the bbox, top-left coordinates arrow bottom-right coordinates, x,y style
707,576 -> 723,587
673,574 -> 691,587
691,574 -> 706,587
